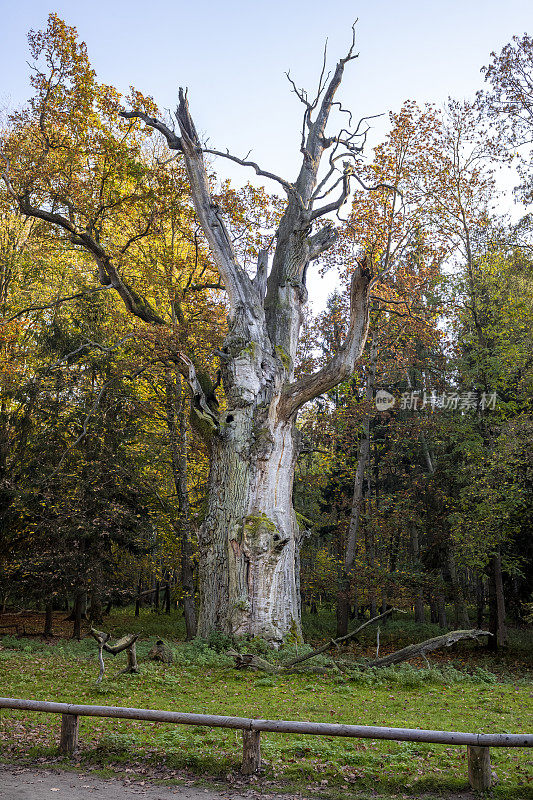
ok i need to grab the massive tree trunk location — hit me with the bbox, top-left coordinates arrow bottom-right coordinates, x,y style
198,376 -> 302,641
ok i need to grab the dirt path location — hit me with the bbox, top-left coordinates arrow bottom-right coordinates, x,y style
0,766 -> 486,800
0,767 -> 287,800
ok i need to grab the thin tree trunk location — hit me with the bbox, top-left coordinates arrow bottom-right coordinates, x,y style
476,574 -> 485,628
164,582 -> 171,614
368,523 -> 377,619
411,526 -> 425,624
165,372 -> 197,640
437,588 -> 447,629
44,603 -> 53,637
337,331 -> 378,637
72,589 -> 83,640
89,569 -> 103,624
447,548 -> 470,628
429,595 -> 438,624
135,577 -> 141,617
488,551 -> 508,649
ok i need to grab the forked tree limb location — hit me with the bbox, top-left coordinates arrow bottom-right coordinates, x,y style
174,90 -> 260,319
278,260 -> 371,419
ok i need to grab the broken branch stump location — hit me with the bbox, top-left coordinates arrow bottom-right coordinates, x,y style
467,745 -> 492,791
59,713 -> 79,755
242,730 -> 261,774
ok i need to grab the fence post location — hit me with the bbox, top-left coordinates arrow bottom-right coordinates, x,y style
59,713 -> 79,755
467,745 -> 492,791
242,730 -> 261,774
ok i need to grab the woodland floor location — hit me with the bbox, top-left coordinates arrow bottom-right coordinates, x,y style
0,608 -> 531,800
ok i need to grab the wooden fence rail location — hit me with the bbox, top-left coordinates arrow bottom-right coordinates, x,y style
1,697 -> 531,791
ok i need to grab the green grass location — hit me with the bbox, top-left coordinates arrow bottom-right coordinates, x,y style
0,618 -> 532,799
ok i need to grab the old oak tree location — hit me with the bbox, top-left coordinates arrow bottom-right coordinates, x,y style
3,17 -> 396,643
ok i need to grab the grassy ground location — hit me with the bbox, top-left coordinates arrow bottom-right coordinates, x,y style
0,608 -> 531,799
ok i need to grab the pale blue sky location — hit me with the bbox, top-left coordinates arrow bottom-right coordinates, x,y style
1,1 -> 531,307
2,0 -> 531,180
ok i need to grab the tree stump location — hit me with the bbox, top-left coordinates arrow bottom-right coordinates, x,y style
148,639 -> 173,664
467,745 -> 492,791
126,641 -> 139,673
115,641 -> 140,677
242,730 -> 261,774
59,713 -> 79,755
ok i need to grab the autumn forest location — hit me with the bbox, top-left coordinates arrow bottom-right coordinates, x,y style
0,13 -> 532,799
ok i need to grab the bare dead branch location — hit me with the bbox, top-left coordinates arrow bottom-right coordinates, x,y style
173,88 -> 261,319
366,629 -> 491,668
307,223 -> 338,260
285,71 -> 311,109
119,110 -> 182,151
310,170 -> 350,220
278,260 -> 371,419
202,147 -> 302,204
285,607 -> 395,667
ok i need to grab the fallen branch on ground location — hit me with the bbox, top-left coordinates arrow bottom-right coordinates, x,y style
286,607 -> 397,667
227,608 -> 397,673
364,629 -> 492,668
227,623 -> 491,675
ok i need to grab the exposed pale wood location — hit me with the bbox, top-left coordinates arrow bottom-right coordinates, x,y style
59,713 -> 79,755
116,31 -> 378,643
112,642 -> 140,679
242,730 -> 261,774
365,629 -> 491,668
278,263 -> 371,419
467,745 -> 493,791
89,628 -> 138,655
